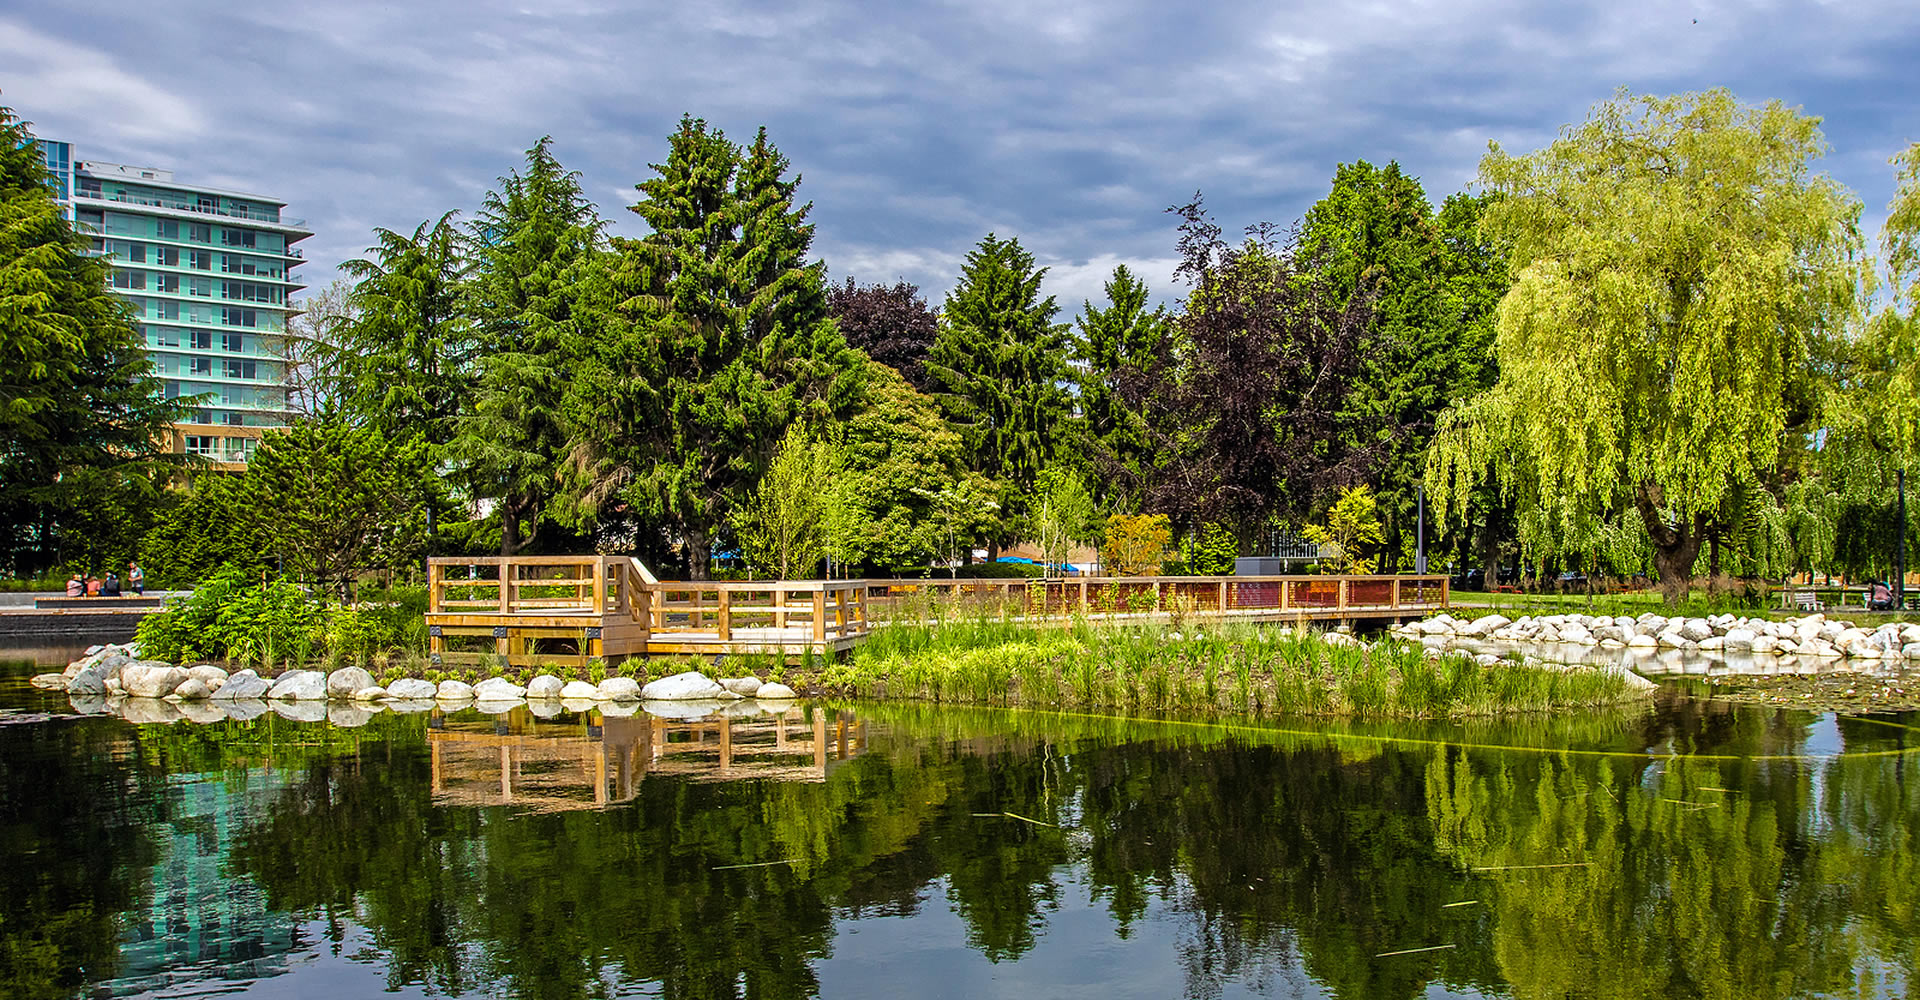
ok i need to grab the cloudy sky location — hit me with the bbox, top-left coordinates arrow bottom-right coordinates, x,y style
5,0 -> 1918,309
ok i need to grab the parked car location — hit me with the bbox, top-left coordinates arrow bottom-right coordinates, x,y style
1556,570 -> 1590,593
1453,568 -> 1486,591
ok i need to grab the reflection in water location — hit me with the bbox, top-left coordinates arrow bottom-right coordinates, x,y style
0,657 -> 1917,999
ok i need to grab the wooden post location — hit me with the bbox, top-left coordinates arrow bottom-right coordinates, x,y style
1441,575 -> 1450,609
1338,578 -> 1349,613
775,587 -> 789,630
499,560 -> 512,615
1152,579 -> 1162,613
1391,577 -> 1401,610
591,558 -> 605,615
833,587 -> 848,636
429,562 -> 444,613
1280,578 -> 1291,611
1217,579 -> 1228,614
717,588 -> 732,641
812,589 -> 827,643
1079,577 -> 1089,613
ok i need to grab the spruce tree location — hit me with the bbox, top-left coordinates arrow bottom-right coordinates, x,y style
926,234 -> 1070,533
1073,264 -> 1169,502
454,137 -> 603,554
566,117 -> 860,578
0,104 -> 186,576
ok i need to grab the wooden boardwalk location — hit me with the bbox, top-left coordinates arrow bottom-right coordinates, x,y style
425,556 -> 1449,666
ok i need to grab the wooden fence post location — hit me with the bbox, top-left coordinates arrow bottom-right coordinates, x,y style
717,588 -> 732,641
498,560 -> 512,614
428,561 -> 444,613
812,589 -> 827,643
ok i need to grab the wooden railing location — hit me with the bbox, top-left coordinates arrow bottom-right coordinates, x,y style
428,556 -> 654,621
648,580 -> 869,641
863,574 -> 1449,618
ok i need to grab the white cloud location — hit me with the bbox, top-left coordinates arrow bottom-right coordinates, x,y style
0,19 -> 205,143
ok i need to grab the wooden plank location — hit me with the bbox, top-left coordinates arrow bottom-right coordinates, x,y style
717,589 -> 732,641
812,591 -> 827,642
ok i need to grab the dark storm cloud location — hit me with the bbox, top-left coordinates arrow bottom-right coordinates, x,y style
4,0 -> 1918,307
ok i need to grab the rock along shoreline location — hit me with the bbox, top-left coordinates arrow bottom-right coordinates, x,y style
30,645 -> 797,725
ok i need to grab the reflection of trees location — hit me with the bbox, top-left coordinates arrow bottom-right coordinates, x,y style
177,703 -> 1920,999
0,723 -> 159,999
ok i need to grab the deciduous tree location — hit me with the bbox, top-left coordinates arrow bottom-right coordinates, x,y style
1428,89 -> 1864,603
827,278 -> 939,390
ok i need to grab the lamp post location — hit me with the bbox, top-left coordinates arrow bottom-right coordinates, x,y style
1415,485 -> 1427,575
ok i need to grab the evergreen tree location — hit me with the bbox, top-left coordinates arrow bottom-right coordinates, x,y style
0,103 -> 187,576
926,233 -> 1070,538
827,278 -> 939,390
1072,264 -> 1169,503
454,137 -> 604,554
332,213 -> 476,447
565,117 -> 861,578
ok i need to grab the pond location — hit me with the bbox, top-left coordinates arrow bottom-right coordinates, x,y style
1,647 -> 1916,999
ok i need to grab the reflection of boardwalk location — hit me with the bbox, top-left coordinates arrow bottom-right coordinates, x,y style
428,709 -> 867,810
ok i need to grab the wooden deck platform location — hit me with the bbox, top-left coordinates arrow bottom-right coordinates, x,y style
426,556 -> 1450,665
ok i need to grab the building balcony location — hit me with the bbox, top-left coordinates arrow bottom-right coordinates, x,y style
72,189 -> 309,230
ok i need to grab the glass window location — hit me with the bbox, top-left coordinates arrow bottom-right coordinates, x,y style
156,220 -> 178,240
154,246 -> 177,266
154,328 -> 180,347
188,250 -> 209,270
189,358 -> 211,376
222,332 -> 245,353
185,435 -> 215,456
189,277 -> 211,297
164,380 -> 181,398
189,329 -> 212,350
113,270 -> 146,290
154,300 -> 178,320
189,224 -> 210,243
155,274 -> 178,293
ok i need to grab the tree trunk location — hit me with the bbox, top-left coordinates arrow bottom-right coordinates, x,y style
501,504 -> 519,557
686,527 -> 711,581
1635,482 -> 1705,606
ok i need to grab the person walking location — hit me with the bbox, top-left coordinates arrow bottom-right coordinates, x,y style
127,561 -> 144,596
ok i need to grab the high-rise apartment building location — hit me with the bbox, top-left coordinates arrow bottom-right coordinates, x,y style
37,140 -> 311,468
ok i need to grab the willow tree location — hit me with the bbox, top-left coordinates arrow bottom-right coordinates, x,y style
1428,90 -> 1864,602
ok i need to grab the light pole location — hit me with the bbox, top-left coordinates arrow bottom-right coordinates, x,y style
1415,485 -> 1427,575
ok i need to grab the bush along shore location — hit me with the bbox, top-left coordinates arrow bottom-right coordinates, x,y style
817,618 -> 1655,719
1393,611 -> 1920,661
32,645 -> 800,725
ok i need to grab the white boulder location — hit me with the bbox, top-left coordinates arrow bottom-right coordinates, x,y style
561,680 -> 601,699
525,674 -> 566,699
640,671 -> 726,701
436,679 -> 475,700
123,663 -> 190,699
267,670 -> 328,701
757,682 -> 798,700
597,677 -> 642,701
384,678 -> 439,699
473,677 -> 527,700
326,667 -> 377,700
212,669 -> 271,700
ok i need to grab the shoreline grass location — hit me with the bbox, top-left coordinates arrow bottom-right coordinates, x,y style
802,613 -> 1650,720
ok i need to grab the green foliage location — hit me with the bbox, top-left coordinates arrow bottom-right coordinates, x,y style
565,117 -> 864,577
452,137 -> 603,554
330,214 -> 475,446
1430,89 -> 1865,602
138,473 -> 269,588
243,422 -> 436,597
1103,514 -> 1171,575
135,570 -> 321,664
0,103 -> 189,577
1299,162 -> 1506,567
927,233 -> 1071,516
836,365 -> 997,572
1181,522 -> 1239,575
1303,485 -> 1385,574
1073,264 -> 1170,501
1028,466 -> 1100,574
734,425 -> 847,578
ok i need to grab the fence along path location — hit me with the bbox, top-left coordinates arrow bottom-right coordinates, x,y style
425,556 -> 1449,665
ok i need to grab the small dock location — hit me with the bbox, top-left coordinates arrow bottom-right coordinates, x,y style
426,556 -> 1449,666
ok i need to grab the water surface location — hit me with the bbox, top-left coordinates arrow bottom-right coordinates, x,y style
2,651 -> 1916,999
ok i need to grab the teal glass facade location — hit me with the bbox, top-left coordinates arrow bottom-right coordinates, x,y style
44,143 -> 311,464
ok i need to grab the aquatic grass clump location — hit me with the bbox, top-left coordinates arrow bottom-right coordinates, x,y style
832,619 -> 1651,720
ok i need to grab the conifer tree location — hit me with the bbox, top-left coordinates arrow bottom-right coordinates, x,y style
1073,264 -> 1169,502
332,214 -> 476,447
566,117 -> 861,578
454,138 -> 603,554
926,233 -> 1070,533
0,103 -> 187,575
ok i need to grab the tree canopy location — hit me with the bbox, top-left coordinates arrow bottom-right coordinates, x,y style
1429,89 -> 1865,601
